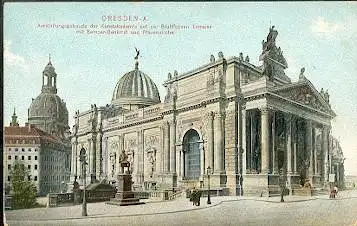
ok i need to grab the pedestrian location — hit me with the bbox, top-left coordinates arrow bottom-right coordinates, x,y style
334,186 -> 338,198
195,189 -> 201,206
190,187 -> 196,205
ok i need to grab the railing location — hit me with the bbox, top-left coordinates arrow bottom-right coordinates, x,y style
168,189 -> 185,200
134,191 -> 150,199
47,193 -> 74,207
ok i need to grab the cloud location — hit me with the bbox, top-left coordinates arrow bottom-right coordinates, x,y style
310,17 -> 341,37
310,16 -> 357,40
4,40 -> 28,71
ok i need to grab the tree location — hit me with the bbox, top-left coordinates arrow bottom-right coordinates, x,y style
9,160 -> 37,209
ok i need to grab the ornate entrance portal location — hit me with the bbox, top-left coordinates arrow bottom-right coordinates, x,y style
183,129 -> 200,180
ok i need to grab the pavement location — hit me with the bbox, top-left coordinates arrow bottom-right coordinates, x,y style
5,189 -> 357,223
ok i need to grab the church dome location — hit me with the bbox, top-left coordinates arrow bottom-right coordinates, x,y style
28,58 -> 69,138
29,93 -> 68,124
112,61 -> 161,108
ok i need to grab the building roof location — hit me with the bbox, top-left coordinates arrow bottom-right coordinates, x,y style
4,125 -> 64,145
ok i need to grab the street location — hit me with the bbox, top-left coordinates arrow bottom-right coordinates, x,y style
6,190 -> 357,226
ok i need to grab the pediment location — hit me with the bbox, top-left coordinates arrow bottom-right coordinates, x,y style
271,81 -> 335,116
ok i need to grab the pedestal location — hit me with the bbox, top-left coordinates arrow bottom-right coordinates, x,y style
243,174 -> 270,196
161,173 -> 177,189
106,174 -> 144,206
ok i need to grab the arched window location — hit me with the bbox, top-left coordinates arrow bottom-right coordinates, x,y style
183,129 -> 201,180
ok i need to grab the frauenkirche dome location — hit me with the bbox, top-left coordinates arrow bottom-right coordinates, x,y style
28,58 -> 69,138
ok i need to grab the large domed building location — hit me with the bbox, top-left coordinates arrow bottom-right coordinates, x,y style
28,59 -> 70,139
71,27 -> 340,197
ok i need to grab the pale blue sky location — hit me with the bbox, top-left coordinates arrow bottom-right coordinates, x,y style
3,2 -> 357,175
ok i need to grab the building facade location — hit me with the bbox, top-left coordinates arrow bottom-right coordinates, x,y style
4,115 -> 71,195
4,59 -> 72,196
71,27 -> 340,196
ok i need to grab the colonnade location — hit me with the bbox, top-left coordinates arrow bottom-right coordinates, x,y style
244,107 -> 330,185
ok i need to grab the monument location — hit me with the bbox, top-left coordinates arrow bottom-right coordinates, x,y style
106,150 -> 144,206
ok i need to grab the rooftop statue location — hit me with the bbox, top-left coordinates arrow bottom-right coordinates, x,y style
134,47 -> 140,60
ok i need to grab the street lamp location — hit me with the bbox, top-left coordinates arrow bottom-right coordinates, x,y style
207,166 -> 212,205
79,147 -> 87,216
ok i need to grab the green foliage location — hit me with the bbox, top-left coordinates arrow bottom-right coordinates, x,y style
10,160 -> 38,209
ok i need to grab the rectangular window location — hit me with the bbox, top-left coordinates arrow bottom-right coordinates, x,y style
8,155 -> 11,160
28,176 -> 31,181
34,176 -> 38,181
15,156 -> 18,160
21,156 -> 24,160
8,176 -> 10,181
28,165 -> 31,170
35,165 -> 38,170
35,156 -> 38,160
28,156 -> 31,160
8,164 -> 11,170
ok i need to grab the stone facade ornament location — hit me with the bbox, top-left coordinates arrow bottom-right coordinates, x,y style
259,26 -> 289,81
210,55 -> 215,63
245,55 -> 250,63
218,51 -> 224,60
109,152 -> 116,177
146,148 -> 156,178
207,72 -> 215,87
239,52 -> 244,61
277,86 -> 328,112
299,67 -> 306,81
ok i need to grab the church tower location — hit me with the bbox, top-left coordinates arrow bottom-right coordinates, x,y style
28,56 -> 70,139
10,108 -> 19,126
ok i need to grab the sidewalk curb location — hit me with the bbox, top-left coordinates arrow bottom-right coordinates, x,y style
6,196 -> 323,222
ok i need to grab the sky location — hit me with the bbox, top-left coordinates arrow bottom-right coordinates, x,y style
3,2 -> 357,175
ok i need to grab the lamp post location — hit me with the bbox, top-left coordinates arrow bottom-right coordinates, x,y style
207,166 -> 212,205
79,147 -> 87,216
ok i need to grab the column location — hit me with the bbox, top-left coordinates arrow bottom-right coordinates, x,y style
87,138 -> 92,176
169,120 -> 176,173
321,125 -> 329,183
91,136 -> 96,178
214,112 -> 223,173
71,141 -> 77,177
137,130 -> 144,183
250,111 -> 255,172
96,133 -> 101,179
314,128 -> 318,175
305,120 -> 313,177
200,143 -> 205,176
237,99 -> 243,175
285,114 -> 292,174
180,149 -> 184,178
207,112 -> 214,170
260,108 -> 270,174
163,121 -> 170,172
272,111 -> 278,174
293,117 -> 298,174
104,137 -> 108,179
176,145 -> 181,176
242,109 -> 247,175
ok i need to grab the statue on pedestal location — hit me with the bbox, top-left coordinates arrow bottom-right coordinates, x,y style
119,150 -> 130,174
